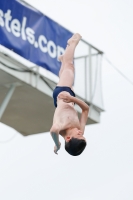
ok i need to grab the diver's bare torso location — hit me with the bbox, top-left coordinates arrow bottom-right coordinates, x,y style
53,98 -> 80,135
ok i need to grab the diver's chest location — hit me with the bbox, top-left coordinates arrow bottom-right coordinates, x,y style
60,108 -> 78,124
56,106 -> 77,119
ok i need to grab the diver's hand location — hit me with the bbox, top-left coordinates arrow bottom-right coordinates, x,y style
54,142 -> 61,155
58,92 -> 72,103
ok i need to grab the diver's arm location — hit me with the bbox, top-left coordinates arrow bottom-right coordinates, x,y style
79,108 -> 89,133
58,92 -> 89,111
71,97 -> 89,133
70,96 -> 89,111
50,124 -> 61,154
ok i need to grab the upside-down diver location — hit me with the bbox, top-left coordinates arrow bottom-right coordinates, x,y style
50,33 -> 89,156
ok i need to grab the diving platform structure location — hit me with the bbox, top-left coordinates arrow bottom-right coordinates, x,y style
0,38 -> 104,136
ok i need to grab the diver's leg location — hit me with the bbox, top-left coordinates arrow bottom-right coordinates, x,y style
58,45 -> 69,78
57,33 -> 81,88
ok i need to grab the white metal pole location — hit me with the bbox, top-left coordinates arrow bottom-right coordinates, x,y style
89,46 -> 92,104
85,57 -> 87,100
0,84 -> 16,120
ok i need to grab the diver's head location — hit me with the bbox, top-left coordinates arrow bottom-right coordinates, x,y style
64,128 -> 87,156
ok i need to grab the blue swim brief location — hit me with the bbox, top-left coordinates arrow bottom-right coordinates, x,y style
53,86 -> 75,107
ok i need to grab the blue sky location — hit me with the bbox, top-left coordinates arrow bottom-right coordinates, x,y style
0,0 -> 133,199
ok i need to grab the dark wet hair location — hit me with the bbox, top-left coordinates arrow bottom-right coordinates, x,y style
65,138 -> 87,156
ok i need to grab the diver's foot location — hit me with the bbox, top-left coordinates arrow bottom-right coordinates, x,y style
67,33 -> 82,45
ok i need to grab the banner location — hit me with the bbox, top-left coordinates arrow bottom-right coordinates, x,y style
0,0 -> 72,76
